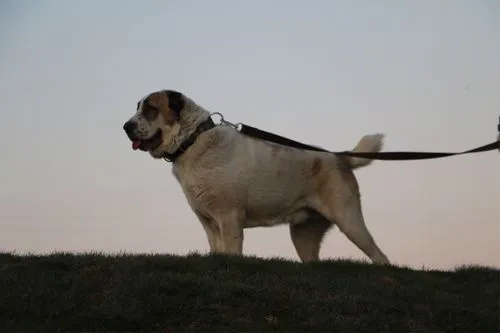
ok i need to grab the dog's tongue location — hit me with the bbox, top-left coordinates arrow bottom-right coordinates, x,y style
132,140 -> 142,150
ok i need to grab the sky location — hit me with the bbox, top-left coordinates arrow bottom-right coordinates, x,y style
0,0 -> 498,271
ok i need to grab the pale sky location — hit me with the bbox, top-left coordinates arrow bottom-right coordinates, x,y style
1,0 -> 499,270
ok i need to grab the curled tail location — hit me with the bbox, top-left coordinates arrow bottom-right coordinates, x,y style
345,133 -> 384,169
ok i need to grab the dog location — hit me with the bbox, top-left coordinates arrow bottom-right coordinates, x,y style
123,89 -> 390,264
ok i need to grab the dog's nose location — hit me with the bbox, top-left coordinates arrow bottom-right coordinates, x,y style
123,121 -> 136,135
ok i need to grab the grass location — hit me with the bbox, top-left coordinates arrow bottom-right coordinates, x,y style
0,251 -> 498,332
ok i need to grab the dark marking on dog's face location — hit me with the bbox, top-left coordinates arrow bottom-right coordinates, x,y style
138,89 -> 185,125
123,89 -> 186,155
164,90 -> 185,121
141,101 -> 159,121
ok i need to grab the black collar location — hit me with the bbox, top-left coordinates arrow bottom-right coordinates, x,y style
163,117 -> 216,163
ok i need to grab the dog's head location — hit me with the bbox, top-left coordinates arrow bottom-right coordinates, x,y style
123,89 -> 191,159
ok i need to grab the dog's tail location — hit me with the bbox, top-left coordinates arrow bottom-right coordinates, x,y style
345,133 -> 384,169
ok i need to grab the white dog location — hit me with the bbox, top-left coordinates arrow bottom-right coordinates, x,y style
123,90 -> 390,264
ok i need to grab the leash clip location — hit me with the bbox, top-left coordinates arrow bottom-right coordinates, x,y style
209,112 -> 241,131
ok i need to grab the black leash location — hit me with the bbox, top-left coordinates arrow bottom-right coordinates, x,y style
162,114 -> 499,163
238,122 -> 500,161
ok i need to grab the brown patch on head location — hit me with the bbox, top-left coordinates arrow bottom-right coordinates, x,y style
142,90 -> 185,125
311,157 -> 323,176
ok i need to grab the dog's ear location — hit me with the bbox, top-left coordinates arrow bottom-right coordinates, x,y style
165,90 -> 185,121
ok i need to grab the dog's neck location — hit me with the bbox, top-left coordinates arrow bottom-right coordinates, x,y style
161,98 -> 215,162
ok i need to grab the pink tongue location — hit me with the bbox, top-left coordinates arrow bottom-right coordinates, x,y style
132,140 -> 142,150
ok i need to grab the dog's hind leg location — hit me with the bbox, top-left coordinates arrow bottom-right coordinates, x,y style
334,201 -> 390,264
314,179 -> 390,264
289,215 -> 333,262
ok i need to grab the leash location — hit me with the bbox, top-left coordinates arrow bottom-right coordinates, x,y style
238,124 -> 499,160
211,113 -> 500,161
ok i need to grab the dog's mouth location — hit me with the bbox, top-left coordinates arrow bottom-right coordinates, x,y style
132,130 -> 163,151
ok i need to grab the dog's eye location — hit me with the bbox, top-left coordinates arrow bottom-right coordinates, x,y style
142,106 -> 159,120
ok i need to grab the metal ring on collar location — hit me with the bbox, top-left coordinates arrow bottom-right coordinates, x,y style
209,112 -> 242,130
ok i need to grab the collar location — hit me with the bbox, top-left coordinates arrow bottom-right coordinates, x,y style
163,117 -> 216,163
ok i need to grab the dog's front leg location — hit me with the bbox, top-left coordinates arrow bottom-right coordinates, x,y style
196,213 -> 223,253
217,210 -> 244,255
200,217 -> 222,253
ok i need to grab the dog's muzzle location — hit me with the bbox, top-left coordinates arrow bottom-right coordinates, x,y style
123,120 -> 163,151
123,121 -> 138,141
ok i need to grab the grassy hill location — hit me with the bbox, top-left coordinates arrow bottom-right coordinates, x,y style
0,251 -> 498,332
